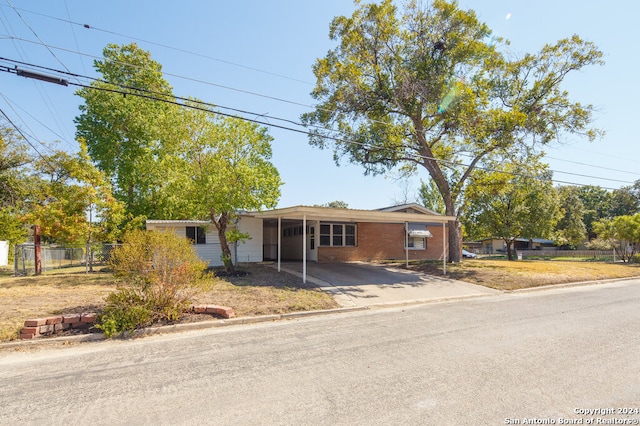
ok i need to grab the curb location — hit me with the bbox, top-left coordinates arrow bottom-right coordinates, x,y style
0,306 -> 369,350
507,275 -> 640,294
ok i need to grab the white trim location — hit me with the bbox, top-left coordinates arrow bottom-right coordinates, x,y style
303,214 -> 306,284
277,217 -> 281,272
247,205 -> 455,224
408,230 -> 433,238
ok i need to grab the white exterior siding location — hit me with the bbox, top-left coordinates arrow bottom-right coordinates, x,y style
236,216 -> 263,263
146,219 -> 261,267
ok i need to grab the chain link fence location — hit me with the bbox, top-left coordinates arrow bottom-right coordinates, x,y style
13,244 -> 120,276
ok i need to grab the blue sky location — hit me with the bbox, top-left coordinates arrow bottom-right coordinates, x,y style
1,1 -> 638,210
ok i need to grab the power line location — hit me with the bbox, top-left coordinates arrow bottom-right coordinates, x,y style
0,105 -> 56,172
0,58 -> 633,191
0,3 -> 313,86
0,35 -> 314,109
4,0 -> 75,78
0,92 -> 74,150
545,155 -> 640,177
5,36 -> 635,185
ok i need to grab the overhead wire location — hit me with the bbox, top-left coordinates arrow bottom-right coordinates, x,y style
62,0 -> 87,75
0,92 -> 71,146
0,6 -> 75,146
0,57 -> 634,191
0,3 -> 313,86
2,3 -> 636,188
4,34 -> 637,185
0,106 -> 56,172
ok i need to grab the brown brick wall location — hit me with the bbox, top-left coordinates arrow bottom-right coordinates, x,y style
317,222 -> 447,262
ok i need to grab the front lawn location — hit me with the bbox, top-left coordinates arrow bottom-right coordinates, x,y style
407,259 -> 640,291
0,264 -> 338,342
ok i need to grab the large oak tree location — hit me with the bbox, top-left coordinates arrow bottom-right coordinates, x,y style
302,0 -> 603,261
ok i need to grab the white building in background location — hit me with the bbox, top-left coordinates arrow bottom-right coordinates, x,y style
0,241 -> 9,266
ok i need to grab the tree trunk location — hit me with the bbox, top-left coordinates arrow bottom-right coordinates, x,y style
211,210 -> 235,273
505,240 -> 514,261
448,219 -> 462,263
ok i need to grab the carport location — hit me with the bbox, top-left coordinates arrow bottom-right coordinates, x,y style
248,205 -> 457,283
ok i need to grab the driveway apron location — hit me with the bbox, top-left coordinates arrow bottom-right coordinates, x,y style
278,261 -> 499,308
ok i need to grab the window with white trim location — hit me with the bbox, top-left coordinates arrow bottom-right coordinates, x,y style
405,235 -> 426,250
319,223 -> 356,247
186,226 -> 206,245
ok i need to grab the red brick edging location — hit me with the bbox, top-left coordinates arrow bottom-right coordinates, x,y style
19,313 -> 97,340
19,305 -> 234,340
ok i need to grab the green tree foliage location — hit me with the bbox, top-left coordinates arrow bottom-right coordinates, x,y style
609,182 -> 640,218
301,0 -> 603,261
75,43 -> 180,219
592,214 -> 640,263
0,125 -> 31,209
98,229 -> 212,337
164,106 -> 282,272
463,161 -> 561,260
317,200 -> 349,209
0,123 -> 31,251
23,142 -> 124,245
554,186 -> 587,248
576,185 -> 612,239
418,179 -> 446,214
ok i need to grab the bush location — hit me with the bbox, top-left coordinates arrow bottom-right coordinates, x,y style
96,289 -> 153,337
97,229 -> 212,337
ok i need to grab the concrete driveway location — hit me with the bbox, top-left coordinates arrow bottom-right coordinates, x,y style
279,261 -> 499,307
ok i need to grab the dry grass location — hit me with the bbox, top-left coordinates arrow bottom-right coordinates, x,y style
3,259 -> 638,342
0,267 -> 116,342
409,259 -> 640,291
0,263 -> 338,342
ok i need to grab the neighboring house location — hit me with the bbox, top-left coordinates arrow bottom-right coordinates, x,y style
146,203 -> 455,280
479,238 -> 556,254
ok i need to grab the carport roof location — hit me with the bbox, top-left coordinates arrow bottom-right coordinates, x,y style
245,205 -> 456,224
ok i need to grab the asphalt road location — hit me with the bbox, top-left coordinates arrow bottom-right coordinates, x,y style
1,280 -> 639,425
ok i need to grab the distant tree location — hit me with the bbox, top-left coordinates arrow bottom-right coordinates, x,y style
317,201 -> 349,209
418,179 -> 446,214
301,0 -> 603,261
554,186 -> 587,248
576,185 -> 612,239
593,214 -> 640,263
609,183 -> 640,218
463,160 -> 561,260
75,43 -> 180,219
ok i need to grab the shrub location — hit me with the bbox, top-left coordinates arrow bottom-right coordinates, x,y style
96,289 -> 153,338
97,229 -> 212,336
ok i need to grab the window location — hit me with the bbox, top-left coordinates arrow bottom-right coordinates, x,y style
319,223 -> 356,247
405,236 -> 426,250
186,226 -> 206,245
320,224 -> 331,246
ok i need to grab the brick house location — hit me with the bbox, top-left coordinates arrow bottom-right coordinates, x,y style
147,203 -> 455,282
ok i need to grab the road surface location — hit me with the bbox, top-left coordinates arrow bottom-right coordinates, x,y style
1,279 -> 639,425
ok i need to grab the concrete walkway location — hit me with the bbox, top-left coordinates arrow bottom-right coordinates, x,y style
277,261 -> 500,308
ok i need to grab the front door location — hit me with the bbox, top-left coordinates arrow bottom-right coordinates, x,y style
307,221 -> 318,262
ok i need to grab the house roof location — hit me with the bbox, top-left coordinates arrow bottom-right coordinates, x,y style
245,205 -> 455,224
376,203 -> 440,216
146,220 -> 210,225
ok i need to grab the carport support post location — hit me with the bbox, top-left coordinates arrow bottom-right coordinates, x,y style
277,217 -> 281,272
405,222 -> 409,269
443,222 -> 447,275
302,214 -> 307,284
